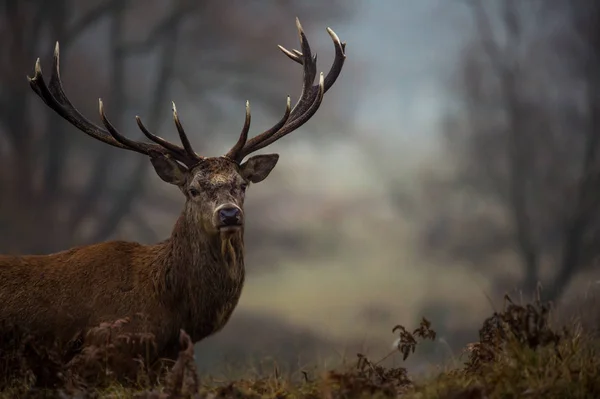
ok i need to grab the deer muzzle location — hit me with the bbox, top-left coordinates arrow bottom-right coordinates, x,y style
214,204 -> 243,231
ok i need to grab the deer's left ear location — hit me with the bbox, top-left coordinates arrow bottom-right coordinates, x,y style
240,154 -> 279,183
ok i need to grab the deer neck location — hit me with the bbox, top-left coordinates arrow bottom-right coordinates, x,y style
160,211 -> 246,296
153,210 -> 246,341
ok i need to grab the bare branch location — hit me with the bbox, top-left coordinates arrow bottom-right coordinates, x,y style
468,0 -> 505,73
117,3 -> 198,54
92,3 -> 184,242
546,0 -> 600,300
469,0 -> 541,295
67,2 -> 128,239
62,0 -> 122,48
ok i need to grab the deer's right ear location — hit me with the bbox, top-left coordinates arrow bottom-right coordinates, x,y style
149,153 -> 188,186
240,153 -> 279,183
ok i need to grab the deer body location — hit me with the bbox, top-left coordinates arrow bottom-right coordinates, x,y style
0,206 -> 245,359
0,18 -> 346,363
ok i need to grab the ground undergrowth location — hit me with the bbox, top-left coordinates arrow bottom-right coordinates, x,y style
1,293 -> 599,398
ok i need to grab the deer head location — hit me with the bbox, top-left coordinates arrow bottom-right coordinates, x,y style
27,18 -> 346,237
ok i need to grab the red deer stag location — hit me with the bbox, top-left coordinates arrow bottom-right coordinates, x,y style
0,19 -> 346,362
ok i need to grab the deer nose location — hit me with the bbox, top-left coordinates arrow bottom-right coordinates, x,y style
218,206 -> 242,226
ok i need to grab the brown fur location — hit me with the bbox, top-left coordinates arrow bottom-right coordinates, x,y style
0,157 -> 266,364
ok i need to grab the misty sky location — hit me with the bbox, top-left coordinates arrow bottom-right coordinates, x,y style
342,1 -> 469,140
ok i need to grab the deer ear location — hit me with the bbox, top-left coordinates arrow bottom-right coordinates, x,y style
240,154 -> 279,183
149,152 -> 188,186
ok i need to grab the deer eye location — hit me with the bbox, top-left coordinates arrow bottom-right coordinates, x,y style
189,188 -> 200,197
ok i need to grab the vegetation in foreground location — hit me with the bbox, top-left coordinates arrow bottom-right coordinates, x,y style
1,293 -> 599,398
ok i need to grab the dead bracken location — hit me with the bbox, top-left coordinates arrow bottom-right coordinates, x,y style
1,294 -> 599,398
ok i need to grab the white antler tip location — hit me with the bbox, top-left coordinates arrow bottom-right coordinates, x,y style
295,17 -> 305,37
327,27 -> 342,46
326,27 -> 335,39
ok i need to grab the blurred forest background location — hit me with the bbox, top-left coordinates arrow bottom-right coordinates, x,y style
1,0 -> 599,375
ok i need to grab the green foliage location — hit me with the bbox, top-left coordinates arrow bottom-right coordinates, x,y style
1,296 -> 599,398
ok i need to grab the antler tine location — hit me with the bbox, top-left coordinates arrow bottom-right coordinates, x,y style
28,42 -> 204,168
287,18 -> 318,120
48,42 -> 72,107
172,102 -> 203,164
135,115 -> 189,159
276,22 -> 345,119
227,97 -> 292,163
225,101 -> 251,161
28,43 -> 139,153
246,73 -> 325,152
226,19 -> 346,162
98,99 -> 150,154
323,27 -> 347,92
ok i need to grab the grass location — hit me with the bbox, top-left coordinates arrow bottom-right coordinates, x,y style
1,293 -> 599,398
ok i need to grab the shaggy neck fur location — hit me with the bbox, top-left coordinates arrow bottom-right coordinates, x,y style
157,208 -> 246,308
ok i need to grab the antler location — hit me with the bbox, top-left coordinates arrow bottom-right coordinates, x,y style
224,18 -> 347,164
28,42 -> 204,168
